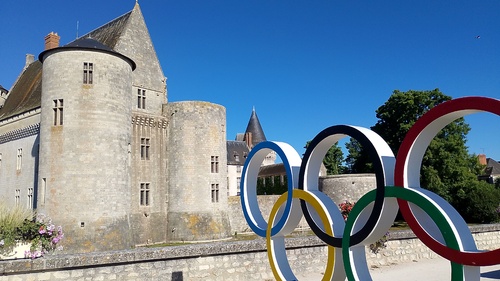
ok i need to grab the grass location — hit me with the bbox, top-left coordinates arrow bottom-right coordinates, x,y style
0,202 -> 33,232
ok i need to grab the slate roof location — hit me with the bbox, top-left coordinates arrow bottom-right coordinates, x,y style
226,140 -> 249,165
243,108 -> 266,147
0,61 -> 42,120
0,6 -> 137,122
485,158 -> 500,176
258,163 -> 286,177
83,11 -> 132,50
39,37 -> 136,70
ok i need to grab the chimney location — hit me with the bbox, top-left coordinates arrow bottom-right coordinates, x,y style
478,154 -> 487,166
25,54 -> 35,69
44,32 -> 60,50
244,132 -> 253,149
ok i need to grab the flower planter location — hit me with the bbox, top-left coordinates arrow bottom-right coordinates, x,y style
0,242 -> 31,260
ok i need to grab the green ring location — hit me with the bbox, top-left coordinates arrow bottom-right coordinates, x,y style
342,186 -> 463,281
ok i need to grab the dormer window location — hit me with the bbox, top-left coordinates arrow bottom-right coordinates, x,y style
234,152 -> 240,162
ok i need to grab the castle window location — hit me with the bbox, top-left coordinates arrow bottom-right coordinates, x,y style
41,178 -> 47,205
211,156 -> 219,173
16,148 -> 22,171
137,89 -> 146,109
53,99 -> 64,126
140,138 -> 150,160
211,183 -> 219,203
236,166 -> 241,173
27,188 -> 34,209
15,189 -> 20,206
234,152 -> 240,162
140,183 -> 150,206
83,62 -> 93,84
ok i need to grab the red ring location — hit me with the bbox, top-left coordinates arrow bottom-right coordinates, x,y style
394,96 -> 500,266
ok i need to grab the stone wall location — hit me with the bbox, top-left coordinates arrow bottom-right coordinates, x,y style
319,174 -> 376,204
1,225 -> 498,280
228,174 -> 377,234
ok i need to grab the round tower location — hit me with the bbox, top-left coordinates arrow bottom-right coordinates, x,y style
38,38 -> 136,253
164,101 -> 231,241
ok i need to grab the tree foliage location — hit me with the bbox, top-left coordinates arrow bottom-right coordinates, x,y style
256,176 -> 287,195
345,89 -> 499,223
304,141 -> 345,175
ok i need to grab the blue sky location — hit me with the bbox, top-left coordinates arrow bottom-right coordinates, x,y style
1,0 -> 499,160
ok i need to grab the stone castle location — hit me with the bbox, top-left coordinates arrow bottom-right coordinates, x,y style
0,3 -> 368,255
0,3 -> 265,253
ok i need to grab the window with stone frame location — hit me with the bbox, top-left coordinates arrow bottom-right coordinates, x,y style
15,189 -> 20,206
140,138 -> 150,160
27,188 -> 34,209
83,62 -> 93,84
16,148 -> 22,171
137,89 -> 146,109
140,183 -> 150,206
211,183 -> 219,203
211,156 -> 219,173
53,99 -> 64,126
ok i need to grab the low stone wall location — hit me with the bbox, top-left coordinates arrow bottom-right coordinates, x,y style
1,224 -> 499,280
228,174 -> 377,234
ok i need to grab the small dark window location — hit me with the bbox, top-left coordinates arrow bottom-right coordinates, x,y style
140,183 -> 150,206
53,99 -> 63,126
211,184 -> 219,203
211,156 -> 219,173
140,138 -> 150,160
137,89 -> 146,109
83,62 -> 93,84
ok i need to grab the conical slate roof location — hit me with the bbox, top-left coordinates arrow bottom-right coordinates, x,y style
39,37 -> 136,70
244,108 -> 266,147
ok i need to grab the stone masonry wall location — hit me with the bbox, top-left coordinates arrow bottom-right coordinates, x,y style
228,174 -> 376,234
164,101 -> 231,242
1,225 -> 498,280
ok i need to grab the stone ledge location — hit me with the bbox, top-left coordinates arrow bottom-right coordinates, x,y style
1,223 -> 498,275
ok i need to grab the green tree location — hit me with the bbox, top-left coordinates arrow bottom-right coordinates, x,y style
304,141 -> 345,175
256,176 -> 287,195
345,89 -> 499,222
495,178 -> 500,189
345,138 -> 372,173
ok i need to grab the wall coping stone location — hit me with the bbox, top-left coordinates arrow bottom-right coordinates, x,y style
1,223 -> 499,276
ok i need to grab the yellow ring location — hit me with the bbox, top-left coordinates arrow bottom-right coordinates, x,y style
266,189 -> 336,281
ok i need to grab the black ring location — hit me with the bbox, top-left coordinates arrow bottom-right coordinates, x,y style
298,125 -> 388,247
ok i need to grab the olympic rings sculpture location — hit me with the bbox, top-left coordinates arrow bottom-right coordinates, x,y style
240,97 -> 500,281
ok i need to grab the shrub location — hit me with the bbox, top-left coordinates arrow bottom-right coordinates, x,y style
452,180 -> 500,224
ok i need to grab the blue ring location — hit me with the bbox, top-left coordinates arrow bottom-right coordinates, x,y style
240,141 -> 300,237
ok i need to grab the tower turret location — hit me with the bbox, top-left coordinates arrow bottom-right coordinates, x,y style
38,37 -> 136,252
164,101 -> 231,241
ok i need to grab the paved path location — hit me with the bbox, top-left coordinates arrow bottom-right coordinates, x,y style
296,257 -> 500,280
